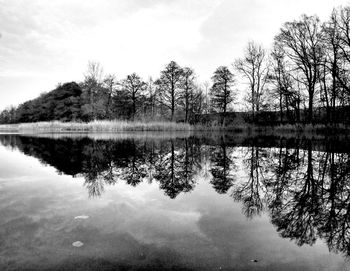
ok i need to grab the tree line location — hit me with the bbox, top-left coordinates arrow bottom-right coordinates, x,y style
2,5 -> 350,125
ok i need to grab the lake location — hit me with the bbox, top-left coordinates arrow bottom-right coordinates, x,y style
0,132 -> 350,271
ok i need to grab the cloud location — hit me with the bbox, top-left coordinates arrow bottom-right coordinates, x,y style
0,0 -> 349,109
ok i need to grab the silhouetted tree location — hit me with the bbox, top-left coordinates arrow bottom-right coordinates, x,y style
275,15 -> 323,123
235,42 -> 269,122
121,73 -> 147,120
155,61 -> 184,121
179,67 -> 196,122
210,66 -> 235,125
270,43 -> 298,123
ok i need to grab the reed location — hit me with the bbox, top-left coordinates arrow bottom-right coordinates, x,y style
0,120 -> 193,133
0,121 -> 349,135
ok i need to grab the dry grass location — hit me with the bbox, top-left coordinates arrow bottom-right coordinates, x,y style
0,121 -> 349,136
0,120 -> 193,133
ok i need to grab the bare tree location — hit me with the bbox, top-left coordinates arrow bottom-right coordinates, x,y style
155,61 -> 183,121
191,84 -> 206,117
270,43 -> 295,123
179,67 -> 196,122
103,74 -> 117,119
84,61 -> 103,83
146,77 -> 157,118
334,6 -> 350,94
320,11 -> 338,122
320,6 -> 350,122
81,61 -> 104,120
275,15 -> 323,123
210,66 -> 235,125
235,42 -> 269,122
203,81 -> 211,114
121,73 -> 147,120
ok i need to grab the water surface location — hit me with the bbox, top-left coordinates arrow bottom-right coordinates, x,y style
0,133 -> 350,271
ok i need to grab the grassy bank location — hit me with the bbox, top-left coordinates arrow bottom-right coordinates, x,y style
0,120 -> 349,135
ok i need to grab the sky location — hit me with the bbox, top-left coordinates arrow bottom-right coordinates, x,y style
0,0 -> 349,110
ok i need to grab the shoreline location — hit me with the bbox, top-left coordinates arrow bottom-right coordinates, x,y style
0,120 -> 350,135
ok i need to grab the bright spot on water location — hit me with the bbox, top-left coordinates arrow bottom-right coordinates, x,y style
74,215 -> 89,219
72,241 -> 84,247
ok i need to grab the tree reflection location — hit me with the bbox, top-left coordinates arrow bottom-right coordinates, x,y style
210,138 -> 235,194
231,146 -> 266,218
246,141 -> 350,258
154,139 -> 198,198
0,135 -> 201,199
1,134 -> 350,258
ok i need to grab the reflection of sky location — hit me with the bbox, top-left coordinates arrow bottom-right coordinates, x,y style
0,145 -> 348,271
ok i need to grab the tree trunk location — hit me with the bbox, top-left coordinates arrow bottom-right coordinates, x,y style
322,65 -> 330,124
171,84 -> 175,121
279,93 -> 283,123
132,92 -> 136,121
308,91 -> 314,124
185,91 -> 189,123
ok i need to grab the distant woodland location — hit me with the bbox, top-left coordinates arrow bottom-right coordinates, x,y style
2,6 -> 350,125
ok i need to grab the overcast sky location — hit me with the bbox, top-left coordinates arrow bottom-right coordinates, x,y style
0,0 -> 349,110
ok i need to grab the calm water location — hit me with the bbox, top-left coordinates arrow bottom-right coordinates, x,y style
0,133 -> 350,271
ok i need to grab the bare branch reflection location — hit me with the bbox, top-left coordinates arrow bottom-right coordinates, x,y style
1,134 -> 350,258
